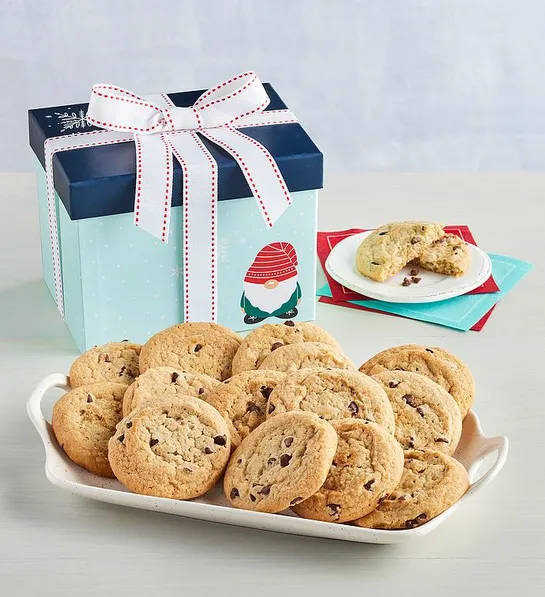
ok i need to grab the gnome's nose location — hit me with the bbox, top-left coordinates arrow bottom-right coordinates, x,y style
264,279 -> 279,289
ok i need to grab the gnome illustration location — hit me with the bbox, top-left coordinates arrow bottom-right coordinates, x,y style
241,242 -> 302,324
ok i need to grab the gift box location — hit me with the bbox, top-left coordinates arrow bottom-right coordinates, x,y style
28,74 -> 323,351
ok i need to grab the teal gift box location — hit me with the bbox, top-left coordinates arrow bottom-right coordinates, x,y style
28,81 -> 323,351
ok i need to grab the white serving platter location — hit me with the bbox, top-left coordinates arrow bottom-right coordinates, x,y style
28,373 -> 508,544
326,231 -> 493,303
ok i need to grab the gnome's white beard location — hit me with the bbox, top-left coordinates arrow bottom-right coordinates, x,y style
244,276 -> 298,313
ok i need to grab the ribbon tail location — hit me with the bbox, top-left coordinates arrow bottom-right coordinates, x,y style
133,133 -> 173,242
164,131 -> 218,323
199,125 -> 291,228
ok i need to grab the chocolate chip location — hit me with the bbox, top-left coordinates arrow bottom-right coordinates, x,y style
284,321 -> 295,327
246,402 -> 262,415
149,438 -> 159,447
425,348 -> 434,353
377,494 -> 389,504
402,277 -> 412,287
411,277 -> 421,284
194,344 -> 202,352
213,435 -> 227,446
204,446 -> 213,454
119,366 -> 126,376
397,495 -> 407,501
267,457 -> 277,466
126,421 -> 133,428
259,485 -> 271,496
410,268 -> 419,276
118,434 -> 125,443
280,454 -> 292,467
405,513 -> 427,528
290,497 -> 303,506
268,403 -> 275,414
237,458 -> 242,464
327,503 -> 341,518
371,261 -> 380,266
122,339 -> 128,342
435,437 -> 449,443
283,437 -> 294,447
183,467 -> 193,473
410,237 -> 420,244
171,372 -> 179,383
250,494 -> 256,502
416,406 -> 425,417
378,231 -> 388,236
261,386 -> 273,399
104,354 -> 111,363
388,381 -> 400,388
270,342 -> 283,351
86,394 -> 93,403
347,401 -> 359,415
364,479 -> 375,491
230,488 -> 239,499
402,394 -> 417,407
198,387 -> 205,395
407,439 -> 415,449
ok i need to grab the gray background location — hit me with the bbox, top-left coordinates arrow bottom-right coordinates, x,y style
2,0 -> 545,172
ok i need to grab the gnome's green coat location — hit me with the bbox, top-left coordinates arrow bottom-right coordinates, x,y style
241,283 -> 301,318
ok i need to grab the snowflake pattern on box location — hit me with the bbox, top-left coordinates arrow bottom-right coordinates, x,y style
218,236 -> 231,264
45,108 -> 89,133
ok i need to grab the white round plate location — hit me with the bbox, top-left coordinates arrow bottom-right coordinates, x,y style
325,231 -> 492,304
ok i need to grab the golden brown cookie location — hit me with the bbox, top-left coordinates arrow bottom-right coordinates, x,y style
224,411 -> 337,513
52,382 -> 127,477
122,367 -> 220,416
371,370 -> 462,454
69,341 -> 141,388
356,221 -> 444,282
139,323 -> 242,381
232,322 -> 341,374
415,233 -> 470,276
292,419 -> 404,523
266,368 -> 395,434
258,342 -> 355,373
108,395 -> 231,499
203,370 -> 286,448
353,449 -> 469,529
360,345 -> 474,417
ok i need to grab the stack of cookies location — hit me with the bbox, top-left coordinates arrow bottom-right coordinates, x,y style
52,322 -> 472,530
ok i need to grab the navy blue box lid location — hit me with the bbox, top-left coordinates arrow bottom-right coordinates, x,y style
28,84 -> 323,221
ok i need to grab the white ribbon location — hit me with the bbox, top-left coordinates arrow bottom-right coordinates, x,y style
43,72 -> 298,321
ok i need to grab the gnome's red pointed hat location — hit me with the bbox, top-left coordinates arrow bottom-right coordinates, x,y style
244,242 -> 298,283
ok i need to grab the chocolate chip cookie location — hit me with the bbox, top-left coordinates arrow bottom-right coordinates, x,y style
292,419 -> 404,523
122,367 -> 220,416
360,345 -> 474,417
356,221 -> 444,282
204,370 -> 286,448
371,371 -> 462,454
224,411 -> 337,513
69,341 -> 141,388
415,233 -> 470,276
108,394 -> 231,499
258,342 -> 355,374
232,322 -> 341,374
266,368 -> 395,434
52,381 -> 127,477
139,323 -> 242,381
353,449 -> 469,529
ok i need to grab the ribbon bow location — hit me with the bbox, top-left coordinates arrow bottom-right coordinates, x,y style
43,72 -> 297,322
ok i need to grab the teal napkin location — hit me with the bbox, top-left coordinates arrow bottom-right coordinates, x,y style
317,254 -> 532,332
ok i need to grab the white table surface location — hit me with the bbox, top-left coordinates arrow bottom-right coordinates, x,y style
0,173 -> 543,596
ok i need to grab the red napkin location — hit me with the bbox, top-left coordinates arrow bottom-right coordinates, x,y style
317,226 -> 499,303
317,225 -> 499,332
